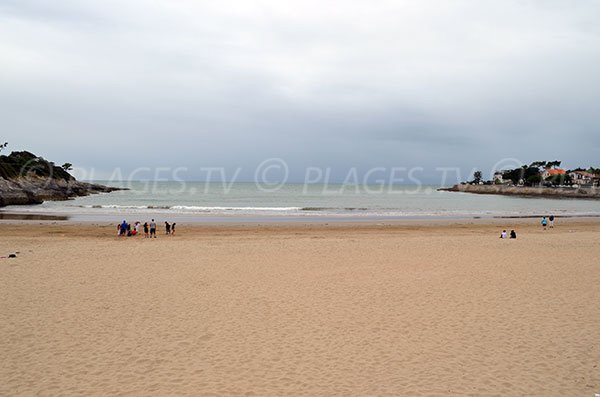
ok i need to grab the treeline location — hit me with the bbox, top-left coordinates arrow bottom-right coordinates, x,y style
473,160 -> 600,187
0,143 -> 74,181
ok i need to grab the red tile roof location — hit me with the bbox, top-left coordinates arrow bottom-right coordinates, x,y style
546,168 -> 566,176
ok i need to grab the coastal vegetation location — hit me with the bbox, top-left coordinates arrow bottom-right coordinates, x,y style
0,149 -> 74,181
443,159 -> 600,199
0,142 -> 121,207
471,160 -> 600,188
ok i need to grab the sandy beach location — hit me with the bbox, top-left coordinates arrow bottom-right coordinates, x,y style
1,220 -> 599,396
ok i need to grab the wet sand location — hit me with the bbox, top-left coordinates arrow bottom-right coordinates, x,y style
1,220 -> 600,395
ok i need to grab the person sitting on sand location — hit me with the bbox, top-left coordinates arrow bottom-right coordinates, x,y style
541,216 -> 548,230
165,221 -> 171,235
510,230 -> 517,239
500,230 -> 507,239
143,222 -> 149,238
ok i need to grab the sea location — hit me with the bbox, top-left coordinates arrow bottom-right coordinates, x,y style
1,181 -> 599,223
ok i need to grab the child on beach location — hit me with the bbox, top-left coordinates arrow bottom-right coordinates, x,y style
542,216 -> 548,230
165,222 -> 171,235
171,223 -> 176,235
143,222 -> 149,238
549,215 -> 555,228
500,230 -> 507,239
510,230 -> 517,239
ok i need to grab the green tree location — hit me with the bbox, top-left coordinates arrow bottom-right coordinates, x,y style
527,174 -> 542,185
530,161 -> 547,169
473,170 -> 482,183
545,173 -> 571,186
61,163 -> 73,171
546,160 -> 562,169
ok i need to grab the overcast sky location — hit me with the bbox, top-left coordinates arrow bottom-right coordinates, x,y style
1,0 -> 599,183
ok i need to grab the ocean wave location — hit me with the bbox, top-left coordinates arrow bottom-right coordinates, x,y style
57,203 -> 600,218
77,204 -> 171,210
300,207 -> 369,211
75,204 -> 304,212
171,206 -> 302,212
74,204 -> 377,212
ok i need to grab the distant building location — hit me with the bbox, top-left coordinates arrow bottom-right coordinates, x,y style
493,171 -> 504,183
569,170 -> 599,186
493,171 -> 513,185
542,168 -> 566,180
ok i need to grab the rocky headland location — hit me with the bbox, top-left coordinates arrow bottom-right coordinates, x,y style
439,184 -> 600,199
0,151 -> 122,207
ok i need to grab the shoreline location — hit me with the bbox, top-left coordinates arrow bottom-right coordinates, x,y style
440,183 -> 600,199
1,208 -> 600,226
1,214 -> 599,232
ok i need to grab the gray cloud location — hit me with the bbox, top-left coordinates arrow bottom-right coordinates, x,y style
1,0 -> 599,183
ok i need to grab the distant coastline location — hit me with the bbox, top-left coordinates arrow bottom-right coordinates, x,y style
439,184 -> 600,200
0,177 -> 123,207
0,150 -> 123,207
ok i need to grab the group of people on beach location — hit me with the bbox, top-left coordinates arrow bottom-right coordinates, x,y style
541,215 -> 555,230
118,219 -> 176,238
499,215 -> 556,239
499,229 -> 517,239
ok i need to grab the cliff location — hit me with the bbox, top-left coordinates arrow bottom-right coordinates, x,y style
439,184 -> 600,199
0,151 -> 122,207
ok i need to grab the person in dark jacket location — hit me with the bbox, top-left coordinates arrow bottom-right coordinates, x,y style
120,220 -> 128,237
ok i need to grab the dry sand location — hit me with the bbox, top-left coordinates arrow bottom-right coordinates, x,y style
1,220 -> 600,396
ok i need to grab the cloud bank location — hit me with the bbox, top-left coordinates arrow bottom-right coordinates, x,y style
1,0 -> 599,182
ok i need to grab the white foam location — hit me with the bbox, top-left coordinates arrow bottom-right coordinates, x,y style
170,206 -> 302,212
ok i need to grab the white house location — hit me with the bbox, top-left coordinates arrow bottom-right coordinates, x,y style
569,171 -> 598,186
493,171 -> 504,183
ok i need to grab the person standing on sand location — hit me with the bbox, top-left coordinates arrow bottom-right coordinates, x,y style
541,216 -> 548,230
143,222 -> 149,238
120,220 -> 128,237
150,219 -> 157,238
165,221 -> 171,235
171,223 -> 176,235
549,215 -> 555,228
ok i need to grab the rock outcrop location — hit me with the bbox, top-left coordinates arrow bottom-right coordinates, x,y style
439,184 -> 600,199
0,177 -> 121,207
0,151 -> 122,207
